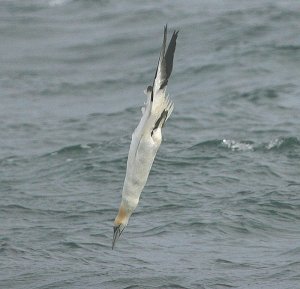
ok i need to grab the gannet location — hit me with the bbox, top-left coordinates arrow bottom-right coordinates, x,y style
112,26 -> 178,249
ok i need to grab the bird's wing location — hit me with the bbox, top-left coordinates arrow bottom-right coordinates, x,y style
151,25 -> 178,118
128,26 -> 178,161
140,26 -> 178,130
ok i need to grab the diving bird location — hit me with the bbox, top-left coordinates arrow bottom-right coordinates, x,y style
112,26 -> 178,249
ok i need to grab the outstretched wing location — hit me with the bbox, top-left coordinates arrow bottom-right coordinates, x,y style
150,25 -> 178,122
152,25 -> 178,98
132,26 -> 178,153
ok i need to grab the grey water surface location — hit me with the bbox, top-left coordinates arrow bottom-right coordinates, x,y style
1,0 -> 300,288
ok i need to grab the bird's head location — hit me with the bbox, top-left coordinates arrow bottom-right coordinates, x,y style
112,200 -> 134,249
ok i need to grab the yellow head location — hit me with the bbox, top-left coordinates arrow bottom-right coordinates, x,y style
112,202 -> 131,249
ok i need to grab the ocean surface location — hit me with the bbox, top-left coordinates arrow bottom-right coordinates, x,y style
1,0 -> 300,288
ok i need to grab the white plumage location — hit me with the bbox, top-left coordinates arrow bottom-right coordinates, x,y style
112,26 -> 178,249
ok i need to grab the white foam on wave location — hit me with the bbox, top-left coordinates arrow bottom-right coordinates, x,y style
266,138 -> 284,150
49,0 -> 71,7
80,144 -> 91,149
222,139 -> 254,151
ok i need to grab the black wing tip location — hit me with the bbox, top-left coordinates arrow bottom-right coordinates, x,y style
163,28 -> 178,83
173,30 -> 179,39
163,24 -> 168,38
163,24 -> 179,35
170,30 -> 179,43
152,26 -> 178,94
163,25 -> 179,39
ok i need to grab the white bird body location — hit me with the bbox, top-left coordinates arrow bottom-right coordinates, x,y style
122,90 -> 173,209
113,26 -> 178,249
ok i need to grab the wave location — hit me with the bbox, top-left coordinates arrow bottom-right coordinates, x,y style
47,143 -> 99,156
0,204 -> 72,216
264,137 -> 300,150
186,137 -> 300,152
46,139 -> 126,156
221,139 -> 255,151
240,87 -> 279,101
230,84 -> 294,103
49,0 -> 72,7
0,155 -> 28,166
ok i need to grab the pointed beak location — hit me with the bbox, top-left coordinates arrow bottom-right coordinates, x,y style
112,224 -> 124,250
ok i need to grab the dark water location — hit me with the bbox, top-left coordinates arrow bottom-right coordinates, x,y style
1,0 -> 300,288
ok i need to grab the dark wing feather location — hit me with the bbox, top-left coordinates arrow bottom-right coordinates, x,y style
151,25 -> 168,101
165,30 -> 179,82
151,26 -> 178,101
